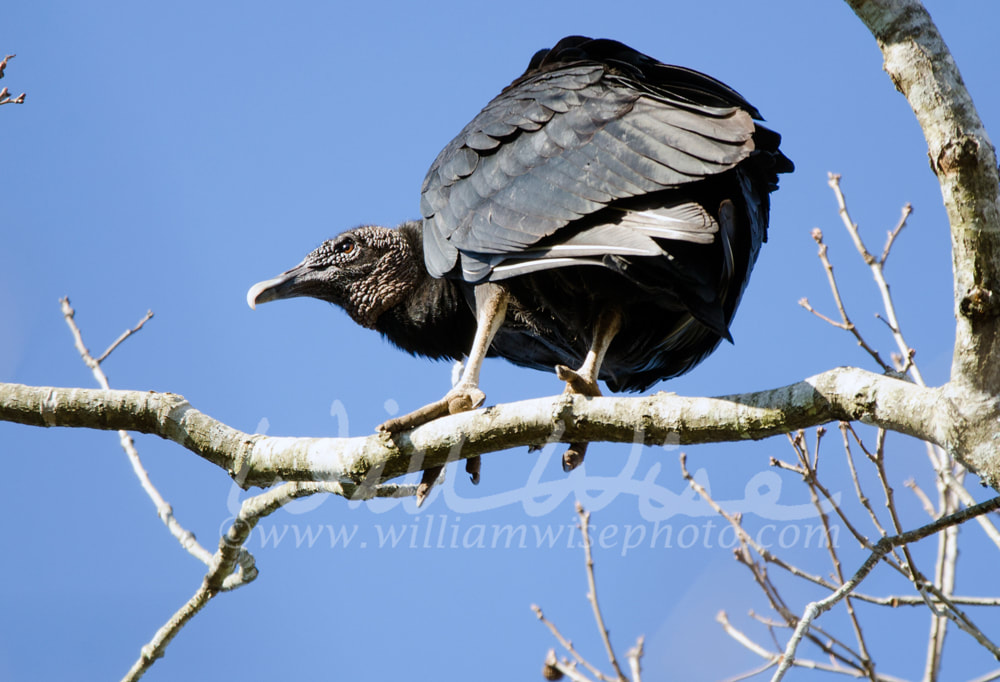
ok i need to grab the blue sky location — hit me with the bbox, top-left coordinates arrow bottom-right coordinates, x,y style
3,1 -> 1000,680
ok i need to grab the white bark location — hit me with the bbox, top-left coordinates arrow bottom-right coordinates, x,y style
844,0 -> 1000,484
0,368 -> 948,490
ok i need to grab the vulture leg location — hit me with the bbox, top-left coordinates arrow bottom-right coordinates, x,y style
379,283 -> 509,434
382,284 -> 508,505
555,308 -> 622,471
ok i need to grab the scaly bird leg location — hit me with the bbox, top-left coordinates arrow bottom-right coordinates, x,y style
380,282 -> 508,433
379,283 -> 509,502
555,307 -> 622,471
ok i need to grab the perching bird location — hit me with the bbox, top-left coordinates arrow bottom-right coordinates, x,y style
248,36 -> 792,480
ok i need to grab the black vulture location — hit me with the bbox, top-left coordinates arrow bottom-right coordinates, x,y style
248,36 -> 792,481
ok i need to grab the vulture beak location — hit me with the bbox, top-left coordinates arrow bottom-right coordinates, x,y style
246,262 -> 313,310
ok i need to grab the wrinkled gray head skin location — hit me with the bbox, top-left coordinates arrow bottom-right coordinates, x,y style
247,224 -> 421,329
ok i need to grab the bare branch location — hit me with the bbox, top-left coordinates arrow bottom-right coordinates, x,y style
717,611 -> 780,665
771,495 -> 1000,681
96,310 -> 154,364
717,612 -> 906,681
122,581 -> 214,682
800,228 -> 893,373
880,203 -> 912,266
0,55 -> 26,106
0,365 -> 952,488
625,636 -> 643,682
123,479 -> 348,680
533,604 -> 609,681
938,470 -> 1000,550
60,299 -> 212,565
576,503 -> 628,682
844,0 -> 1000,397
827,174 -> 924,388
905,478 -> 938,518
968,669 -> 1000,682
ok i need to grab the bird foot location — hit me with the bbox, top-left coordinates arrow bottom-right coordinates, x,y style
562,443 -> 588,472
415,466 -> 444,507
466,455 -> 481,485
378,385 -> 486,433
555,365 -> 601,471
555,365 -> 602,397
413,448 -> 481,508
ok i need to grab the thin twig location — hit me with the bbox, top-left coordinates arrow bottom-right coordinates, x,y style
800,227 -> 893,372
880,204 -> 912,266
689,454 -> 872,672
783,433 -> 882,556
0,56 -> 27,106
968,668 -> 1000,682
720,659 -> 779,682
841,423 -> 888,537
533,604 -> 608,681
60,298 -> 213,565
121,583 -> 215,681
550,659 -> 596,682
717,611 -> 780,663
576,502 -> 628,682
919,581 -> 1000,658
844,594 -> 1000,607
96,310 -> 154,364
626,636 -> 643,682
717,612 -> 907,681
770,496 -> 1000,682
867,427 -> 921,580
123,480 -> 346,681
938,470 -> 1000,550
904,479 -> 938,519
683,453 -> 870,596
801,429 -> 876,678
827,174 -> 925,388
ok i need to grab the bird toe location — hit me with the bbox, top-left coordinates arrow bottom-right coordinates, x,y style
447,386 -> 485,415
376,386 -> 485,433
556,365 -> 602,397
562,443 -> 587,471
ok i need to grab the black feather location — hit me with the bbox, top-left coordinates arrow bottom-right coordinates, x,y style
249,36 -> 792,396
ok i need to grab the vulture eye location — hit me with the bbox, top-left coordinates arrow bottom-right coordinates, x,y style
335,238 -> 356,256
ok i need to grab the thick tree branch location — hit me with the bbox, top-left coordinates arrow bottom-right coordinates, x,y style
0,368 -> 949,489
844,0 -> 1000,396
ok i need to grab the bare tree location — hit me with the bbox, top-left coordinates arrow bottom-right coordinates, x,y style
3,1 -> 999,679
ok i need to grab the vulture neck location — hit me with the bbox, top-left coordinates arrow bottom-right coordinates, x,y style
373,222 -> 474,362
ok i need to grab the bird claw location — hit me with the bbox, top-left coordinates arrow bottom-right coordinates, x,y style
555,366 -> 600,470
377,385 -> 485,433
447,386 -> 485,414
562,443 -> 587,472
556,365 -> 601,397
466,455 -> 481,485
416,465 -> 444,507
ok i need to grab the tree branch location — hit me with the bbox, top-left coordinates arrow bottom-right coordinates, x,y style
772,495 -> 1000,681
0,367 -> 948,488
843,0 -> 1000,397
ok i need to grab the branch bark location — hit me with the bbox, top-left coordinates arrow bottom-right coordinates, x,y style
0,368 -> 949,489
843,0 -> 1000,397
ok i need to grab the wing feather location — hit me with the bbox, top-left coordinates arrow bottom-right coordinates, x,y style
422,40 -> 761,281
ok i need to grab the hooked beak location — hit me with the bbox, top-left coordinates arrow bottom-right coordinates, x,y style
246,262 -> 314,310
